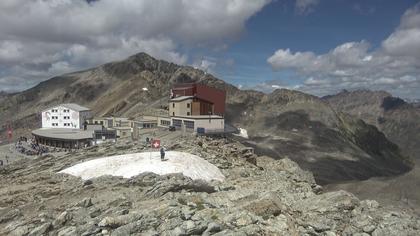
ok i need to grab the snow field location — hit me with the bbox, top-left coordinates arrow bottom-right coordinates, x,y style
59,151 -> 225,182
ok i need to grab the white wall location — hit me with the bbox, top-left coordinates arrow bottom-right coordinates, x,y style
169,99 -> 192,117
194,118 -> 224,131
41,106 -> 91,129
171,117 -> 224,132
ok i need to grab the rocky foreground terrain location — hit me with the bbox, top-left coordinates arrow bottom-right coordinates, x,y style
1,134 -> 419,236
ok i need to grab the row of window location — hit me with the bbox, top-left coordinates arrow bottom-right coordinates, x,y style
52,123 -> 72,126
160,120 -> 171,126
172,112 -> 190,116
172,103 -> 191,108
52,116 -> 71,119
172,119 -> 195,129
51,109 -> 70,113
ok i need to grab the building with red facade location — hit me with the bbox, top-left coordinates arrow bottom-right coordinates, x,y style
168,83 -> 226,133
170,83 -> 226,116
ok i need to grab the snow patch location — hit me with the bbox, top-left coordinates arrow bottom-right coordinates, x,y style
233,128 -> 249,139
59,151 -> 224,182
142,87 -> 148,91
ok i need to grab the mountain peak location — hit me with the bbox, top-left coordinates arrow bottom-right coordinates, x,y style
128,52 -> 157,61
101,52 -> 178,77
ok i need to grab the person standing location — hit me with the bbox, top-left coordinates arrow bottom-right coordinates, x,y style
160,146 -> 166,161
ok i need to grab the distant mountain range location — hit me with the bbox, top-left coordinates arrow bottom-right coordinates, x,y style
0,52 -> 414,185
323,90 -> 420,161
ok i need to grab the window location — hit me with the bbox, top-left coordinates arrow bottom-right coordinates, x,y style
172,103 -> 175,108
187,112 -> 190,116
52,123 -> 58,126
63,109 -> 70,113
172,112 -> 175,116
184,120 -> 194,129
161,120 -> 170,126
187,103 -> 190,108
52,116 -> 58,119
172,119 -> 182,127
52,109 -> 58,113
63,116 -> 70,120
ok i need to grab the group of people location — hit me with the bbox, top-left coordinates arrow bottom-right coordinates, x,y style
15,136 -> 49,156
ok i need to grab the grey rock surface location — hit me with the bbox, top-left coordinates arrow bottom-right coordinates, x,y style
0,134 -> 419,235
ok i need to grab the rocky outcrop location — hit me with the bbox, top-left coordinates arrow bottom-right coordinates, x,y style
0,135 -> 419,235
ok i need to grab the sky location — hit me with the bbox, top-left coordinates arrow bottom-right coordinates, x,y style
0,0 -> 419,99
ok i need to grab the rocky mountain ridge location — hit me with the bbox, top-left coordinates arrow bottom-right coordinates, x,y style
226,88 -> 412,184
324,89 -> 420,160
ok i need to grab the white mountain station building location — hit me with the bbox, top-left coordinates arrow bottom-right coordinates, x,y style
41,103 -> 92,129
33,103 -> 112,149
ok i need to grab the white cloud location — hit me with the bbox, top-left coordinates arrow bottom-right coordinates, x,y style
193,58 -> 217,73
0,41 -> 23,64
267,3 -> 420,99
0,0 -> 270,91
382,4 -> 420,59
295,0 -> 319,15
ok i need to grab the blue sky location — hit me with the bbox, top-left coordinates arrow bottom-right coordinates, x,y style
0,0 -> 419,98
205,0 -> 420,97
